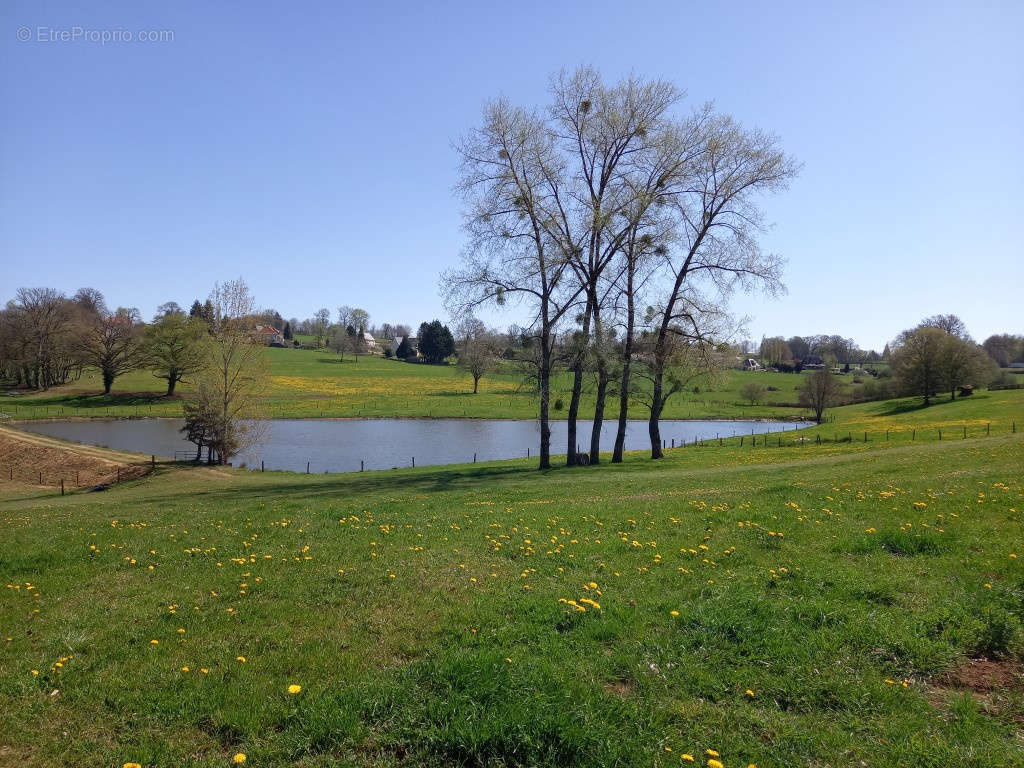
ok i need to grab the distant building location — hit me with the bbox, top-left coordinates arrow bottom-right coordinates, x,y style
742,358 -> 761,371
253,325 -> 286,346
801,355 -> 826,370
362,331 -> 377,349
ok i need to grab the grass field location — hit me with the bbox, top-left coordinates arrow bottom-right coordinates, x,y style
1,392 -> 1023,766
2,348 -> 876,422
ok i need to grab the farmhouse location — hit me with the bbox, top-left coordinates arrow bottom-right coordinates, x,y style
253,325 -> 286,346
362,331 -> 377,350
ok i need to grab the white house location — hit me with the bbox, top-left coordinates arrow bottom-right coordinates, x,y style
362,331 -> 377,349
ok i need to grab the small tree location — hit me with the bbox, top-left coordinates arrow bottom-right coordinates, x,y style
395,336 -> 413,359
740,381 -> 768,406
417,320 -> 455,364
283,322 -> 292,341
143,313 -> 207,395
799,368 -> 840,423
457,335 -> 496,393
313,308 -> 331,348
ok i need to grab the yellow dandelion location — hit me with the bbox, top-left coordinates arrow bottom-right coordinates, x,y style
181,666 -> 190,672
123,763 -> 142,768
708,760 -> 724,768
233,754 -> 246,764
745,688 -> 755,697
236,656 -> 246,663
670,610 -> 680,617
287,684 -> 302,694
149,639 -> 159,645
706,749 -> 720,757
682,755 -> 695,763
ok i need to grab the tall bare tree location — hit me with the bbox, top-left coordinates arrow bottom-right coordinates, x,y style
444,98 -> 581,469
549,69 -> 683,465
645,109 -> 797,457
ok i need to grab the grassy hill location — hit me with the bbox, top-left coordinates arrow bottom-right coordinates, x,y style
3,347 -> 885,422
1,391 -> 1022,766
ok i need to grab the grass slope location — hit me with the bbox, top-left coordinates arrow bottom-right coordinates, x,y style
1,392 -> 1023,766
3,348 -> 845,421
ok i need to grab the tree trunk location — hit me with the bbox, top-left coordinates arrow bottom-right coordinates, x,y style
612,271 -> 636,463
588,299 -> 608,464
649,345 -> 666,459
102,368 -> 114,395
538,327 -> 552,469
166,371 -> 178,396
473,375 -> 480,394
566,298 -> 593,466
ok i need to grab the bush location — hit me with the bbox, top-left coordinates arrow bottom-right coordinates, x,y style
553,398 -> 564,411
740,381 -> 767,405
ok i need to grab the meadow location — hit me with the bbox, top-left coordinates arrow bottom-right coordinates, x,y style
2,347 -> 867,422
1,391 -> 1022,767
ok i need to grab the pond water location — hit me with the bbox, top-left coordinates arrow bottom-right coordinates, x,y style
20,417 -> 811,473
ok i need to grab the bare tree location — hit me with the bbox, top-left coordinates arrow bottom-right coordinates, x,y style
455,318 -> 497,393
645,108 -> 797,458
549,68 -> 684,465
443,98 -> 582,469
920,313 -> 970,340
196,279 -> 269,464
82,307 -> 143,394
799,368 -> 839,422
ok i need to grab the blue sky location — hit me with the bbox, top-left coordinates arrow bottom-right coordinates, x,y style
2,0 -> 1021,351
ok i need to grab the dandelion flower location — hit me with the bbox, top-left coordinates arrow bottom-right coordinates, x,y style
236,656 -> 246,663
233,754 -> 246,764
287,684 -> 302,694
181,666 -> 190,672
745,688 -> 755,697
123,763 -> 142,768
150,639 -> 159,645
706,750 -> 720,757
670,610 -> 680,617
681,755 -> 695,763
708,760 -> 724,768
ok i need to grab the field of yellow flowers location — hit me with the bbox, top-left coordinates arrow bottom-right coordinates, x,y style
1,347 -> 825,422
1,395 -> 1023,766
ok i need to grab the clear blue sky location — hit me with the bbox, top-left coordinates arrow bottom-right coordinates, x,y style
2,0 -> 1021,351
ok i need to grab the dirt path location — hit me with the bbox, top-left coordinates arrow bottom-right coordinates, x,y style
0,422 -> 151,491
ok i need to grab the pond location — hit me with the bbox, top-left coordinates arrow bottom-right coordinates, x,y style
19,417 -> 811,473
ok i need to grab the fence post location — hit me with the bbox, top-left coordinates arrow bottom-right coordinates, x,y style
61,479 -> 64,496
473,453 -> 476,463
671,438 -> 675,448
816,434 -> 821,445
938,429 -> 942,441
361,460 -> 364,471
740,436 -> 744,447
963,426 -> 966,439
864,432 -> 867,443
151,455 -> 156,467
261,460 -> 265,472
912,429 -> 916,441
306,461 -> 310,474
75,470 -> 79,486
987,422 -> 990,436
39,472 -> 42,485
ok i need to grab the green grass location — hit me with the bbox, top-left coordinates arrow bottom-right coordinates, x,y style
2,392 -> 1023,766
2,348 -> 872,422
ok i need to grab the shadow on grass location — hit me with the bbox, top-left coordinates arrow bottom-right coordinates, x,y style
23,392 -> 177,410
871,394 -> 980,417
